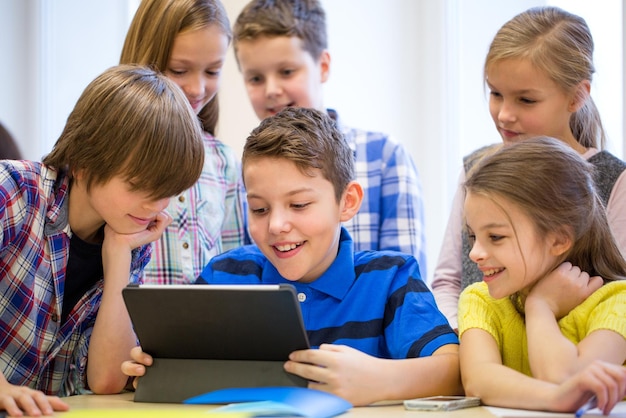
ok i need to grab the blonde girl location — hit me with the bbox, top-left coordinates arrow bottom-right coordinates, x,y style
121,0 -> 248,284
432,6 -> 626,329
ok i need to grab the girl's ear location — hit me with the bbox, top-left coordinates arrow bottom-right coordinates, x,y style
569,80 -> 591,113
548,227 -> 573,257
339,181 -> 363,222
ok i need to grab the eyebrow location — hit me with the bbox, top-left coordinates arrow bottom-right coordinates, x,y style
478,222 -> 509,230
486,81 -> 539,95
247,187 -> 317,200
466,221 -> 509,231
169,57 -> 224,67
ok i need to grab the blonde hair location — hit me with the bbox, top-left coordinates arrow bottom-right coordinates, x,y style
120,0 -> 231,135
485,6 -> 605,149
43,65 -> 204,200
465,136 -> 625,282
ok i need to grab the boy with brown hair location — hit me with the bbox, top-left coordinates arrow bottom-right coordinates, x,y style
122,107 -> 461,406
0,64 -> 204,416
232,0 -> 428,276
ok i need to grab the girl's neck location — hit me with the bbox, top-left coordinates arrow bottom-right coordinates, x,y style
561,133 -> 589,155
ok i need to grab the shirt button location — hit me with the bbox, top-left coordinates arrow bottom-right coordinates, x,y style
51,313 -> 59,322
178,195 -> 185,203
182,242 -> 189,250
297,292 -> 306,302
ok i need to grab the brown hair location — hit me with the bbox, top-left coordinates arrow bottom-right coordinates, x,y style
43,64 -> 204,200
243,107 -> 353,202
233,0 -> 327,62
465,136 -> 626,282
120,0 -> 231,135
484,6 -> 604,149
0,123 -> 22,160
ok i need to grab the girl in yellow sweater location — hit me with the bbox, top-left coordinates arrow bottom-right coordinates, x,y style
459,136 -> 626,414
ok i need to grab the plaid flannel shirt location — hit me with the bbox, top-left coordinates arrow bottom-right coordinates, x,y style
329,109 -> 428,277
142,132 -> 247,284
0,161 -> 149,395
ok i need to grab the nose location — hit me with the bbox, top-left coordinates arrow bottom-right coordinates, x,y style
468,237 -> 486,264
268,208 -> 291,235
265,76 -> 282,98
497,100 -> 516,124
183,73 -> 205,99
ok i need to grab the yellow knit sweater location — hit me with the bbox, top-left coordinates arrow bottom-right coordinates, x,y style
458,280 -> 626,376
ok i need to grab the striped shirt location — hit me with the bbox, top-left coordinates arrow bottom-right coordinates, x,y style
198,227 -> 457,358
329,110 -> 427,278
0,160 -> 150,395
143,132 -> 247,284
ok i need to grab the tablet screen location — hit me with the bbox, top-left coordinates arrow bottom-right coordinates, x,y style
122,283 -> 310,360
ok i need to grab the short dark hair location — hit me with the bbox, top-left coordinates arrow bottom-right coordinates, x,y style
243,107 -> 353,202
233,0 -> 327,61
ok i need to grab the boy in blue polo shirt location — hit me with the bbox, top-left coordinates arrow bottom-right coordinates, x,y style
122,107 -> 461,406
232,0 -> 427,276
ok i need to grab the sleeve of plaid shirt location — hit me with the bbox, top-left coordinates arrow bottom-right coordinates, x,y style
214,138 -> 248,251
377,134 -> 427,276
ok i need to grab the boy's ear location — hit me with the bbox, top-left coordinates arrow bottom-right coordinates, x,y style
568,80 -> 590,113
548,227 -> 573,257
339,181 -> 363,222
72,169 -> 84,183
319,50 -> 331,83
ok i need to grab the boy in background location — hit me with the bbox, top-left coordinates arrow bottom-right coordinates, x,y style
232,0 -> 428,276
0,64 -> 204,416
122,107 -> 461,406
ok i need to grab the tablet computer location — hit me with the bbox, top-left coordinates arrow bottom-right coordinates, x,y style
122,283 -> 310,403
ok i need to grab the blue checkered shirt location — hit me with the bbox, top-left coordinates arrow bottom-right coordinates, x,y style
329,109 -> 427,277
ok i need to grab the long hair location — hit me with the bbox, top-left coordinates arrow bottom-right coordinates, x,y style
465,136 -> 626,282
120,0 -> 231,135
484,6 -> 604,149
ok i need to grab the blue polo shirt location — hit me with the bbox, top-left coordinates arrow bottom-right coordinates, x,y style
198,227 -> 457,359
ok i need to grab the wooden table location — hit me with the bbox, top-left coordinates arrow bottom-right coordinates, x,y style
52,392 -> 497,417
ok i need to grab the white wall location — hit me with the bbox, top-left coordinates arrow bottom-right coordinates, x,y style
219,0 -> 451,278
218,0 -> 623,279
0,0 -> 622,281
0,0 -> 133,161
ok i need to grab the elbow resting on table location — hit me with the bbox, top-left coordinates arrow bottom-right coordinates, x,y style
88,373 -> 128,395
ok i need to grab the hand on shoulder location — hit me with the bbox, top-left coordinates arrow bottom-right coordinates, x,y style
527,262 -> 603,319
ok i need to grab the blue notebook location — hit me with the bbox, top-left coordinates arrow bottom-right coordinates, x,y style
184,387 -> 352,418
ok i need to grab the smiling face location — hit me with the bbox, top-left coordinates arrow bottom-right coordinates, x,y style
164,25 -> 229,114
235,35 -> 329,120
486,58 -> 581,148
463,191 -> 563,299
244,157 -> 354,283
71,173 -> 170,242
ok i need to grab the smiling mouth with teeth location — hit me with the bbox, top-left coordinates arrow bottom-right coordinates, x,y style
274,242 -> 303,252
484,268 -> 505,276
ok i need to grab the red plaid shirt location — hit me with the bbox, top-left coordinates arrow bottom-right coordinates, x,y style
0,161 -> 149,395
